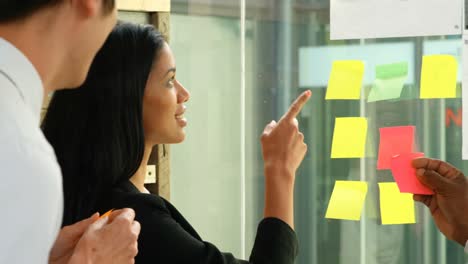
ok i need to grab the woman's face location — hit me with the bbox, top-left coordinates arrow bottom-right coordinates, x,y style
143,42 -> 190,145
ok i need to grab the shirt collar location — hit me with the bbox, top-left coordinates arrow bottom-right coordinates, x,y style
0,37 -> 44,124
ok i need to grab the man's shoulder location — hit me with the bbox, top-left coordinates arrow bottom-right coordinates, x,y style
0,133 -> 61,187
0,121 -> 52,154
0,106 -> 60,185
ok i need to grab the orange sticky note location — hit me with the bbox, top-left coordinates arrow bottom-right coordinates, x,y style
420,55 -> 457,99
379,183 -> 416,225
100,209 -> 114,219
326,60 -> 365,100
325,181 -> 368,221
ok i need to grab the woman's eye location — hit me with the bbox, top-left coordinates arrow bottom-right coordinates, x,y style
167,78 -> 175,88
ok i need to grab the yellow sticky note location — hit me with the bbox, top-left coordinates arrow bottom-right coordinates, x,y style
325,181 -> 368,221
378,182 -> 416,225
331,117 -> 368,158
326,60 -> 365,100
420,55 -> 457,99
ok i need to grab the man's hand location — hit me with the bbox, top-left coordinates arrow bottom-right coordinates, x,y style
412,158 -> 468,246
50,208 -> 140,264
70,208 -> 141,264
49,213 -> 100,264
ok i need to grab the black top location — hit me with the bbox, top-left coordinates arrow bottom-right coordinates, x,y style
100,181 -> 299,264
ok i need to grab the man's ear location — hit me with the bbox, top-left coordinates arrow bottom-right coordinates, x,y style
71,0 -> 101,18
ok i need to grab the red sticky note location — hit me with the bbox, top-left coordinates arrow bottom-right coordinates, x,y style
391,153 -> 433,195
377,126 -> 415,170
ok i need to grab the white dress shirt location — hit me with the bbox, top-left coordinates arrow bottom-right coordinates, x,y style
0,38 -> 63,263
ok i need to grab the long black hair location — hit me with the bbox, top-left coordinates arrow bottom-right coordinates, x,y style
42,22 -> 166,226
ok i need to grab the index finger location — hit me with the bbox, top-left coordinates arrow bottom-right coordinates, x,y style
412,157 -> 461,179
412,158 -> 449,173
412,157 -> 431,169
281,90 -> 312,121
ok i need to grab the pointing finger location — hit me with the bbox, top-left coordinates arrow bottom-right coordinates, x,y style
281,90 -> 312,121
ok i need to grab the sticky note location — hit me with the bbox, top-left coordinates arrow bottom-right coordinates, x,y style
377,126 -> 415,170
326,60 -> 365,100
420,55 -> 457,99
378,182 -> 416,225
326,181 -> 368,221
331,117 -> 368,158
368,62 -> 408,102
391,152 -> 433,195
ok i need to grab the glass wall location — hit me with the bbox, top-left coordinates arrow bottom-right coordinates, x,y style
169,0 -> 467,263
170,13 -> 243,256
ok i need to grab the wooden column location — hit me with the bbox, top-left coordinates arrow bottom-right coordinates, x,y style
146,144 -> 171,199
117,0 -> 171,12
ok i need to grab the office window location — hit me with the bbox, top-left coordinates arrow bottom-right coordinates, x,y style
169,1 -> 467,263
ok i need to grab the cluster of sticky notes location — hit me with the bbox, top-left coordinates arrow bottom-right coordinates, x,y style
323,55 -> 454,226
331,117 -> 368,158
325,181 -> 416,225
326,124 -> 432,225
325,55 -> 457,101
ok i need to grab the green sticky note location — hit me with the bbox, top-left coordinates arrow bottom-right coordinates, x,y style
331,117 -> 368,158
326,60 -> 365,100
368,62 -> 408,102
378,182 -> 416,225
325,181 -> 368,221
420,55 -> 457,99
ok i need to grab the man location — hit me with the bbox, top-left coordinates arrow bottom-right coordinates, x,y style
0,0 -> 140,263
412,158 -> 468,251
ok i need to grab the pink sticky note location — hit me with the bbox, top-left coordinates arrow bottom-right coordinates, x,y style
377,126 -> 415,170
391,152 -> 434,195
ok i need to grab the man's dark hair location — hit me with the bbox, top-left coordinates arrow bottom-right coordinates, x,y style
0,0 -> 115,23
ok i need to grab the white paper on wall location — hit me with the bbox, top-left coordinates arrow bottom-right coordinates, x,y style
331,0 -> 463,40
462,1 -> 468,160
463,37 -> 468,160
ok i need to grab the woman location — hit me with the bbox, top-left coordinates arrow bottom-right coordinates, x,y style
42,22 -> 310,263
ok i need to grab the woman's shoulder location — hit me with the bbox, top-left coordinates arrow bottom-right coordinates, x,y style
105,181 -> 201,239
108,181 -> 170,215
